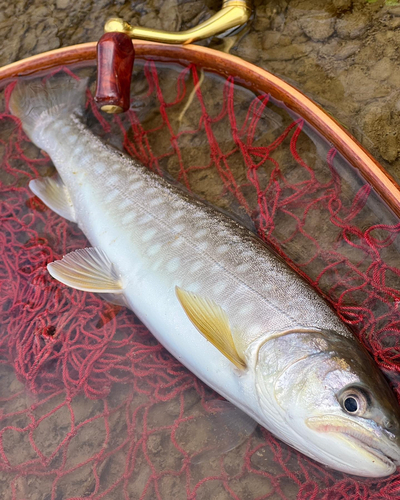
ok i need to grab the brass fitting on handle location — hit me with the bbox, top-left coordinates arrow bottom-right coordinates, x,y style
104,0 -> 252,45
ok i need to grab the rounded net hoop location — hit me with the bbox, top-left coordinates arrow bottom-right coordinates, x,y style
1,48 -> 400,499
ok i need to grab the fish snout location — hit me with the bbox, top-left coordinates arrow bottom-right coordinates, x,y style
380,425 -> 400,465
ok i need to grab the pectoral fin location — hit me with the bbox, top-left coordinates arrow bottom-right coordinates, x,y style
175,287 -> 246,369
29,175 -> 76,222
48,247 -> 124,293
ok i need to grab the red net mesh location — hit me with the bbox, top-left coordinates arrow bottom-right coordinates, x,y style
1,61 -> 400,499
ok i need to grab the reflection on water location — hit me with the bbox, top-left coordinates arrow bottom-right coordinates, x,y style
1,59 -> 400,499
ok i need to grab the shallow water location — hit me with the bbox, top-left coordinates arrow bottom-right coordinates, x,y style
1,1 -> 400,499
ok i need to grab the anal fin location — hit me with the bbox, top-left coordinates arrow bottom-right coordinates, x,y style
48,247 -> 124,293
29,175 -> 76,222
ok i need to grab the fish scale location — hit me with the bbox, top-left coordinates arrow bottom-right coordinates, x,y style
45,114 -> 350,342
9,77 -> 400,477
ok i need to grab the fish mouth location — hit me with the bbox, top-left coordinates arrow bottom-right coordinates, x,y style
340,432 -> 397,469
306,416 -> 400,470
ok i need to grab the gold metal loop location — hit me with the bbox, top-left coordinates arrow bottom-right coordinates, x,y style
104,0 -> 252,44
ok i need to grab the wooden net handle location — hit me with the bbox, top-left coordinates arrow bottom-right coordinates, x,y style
94,32 -> 135,113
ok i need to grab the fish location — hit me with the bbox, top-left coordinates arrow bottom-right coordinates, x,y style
9,77 -> 400,477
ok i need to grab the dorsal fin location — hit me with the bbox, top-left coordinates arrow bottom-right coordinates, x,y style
175,287 -> 246,369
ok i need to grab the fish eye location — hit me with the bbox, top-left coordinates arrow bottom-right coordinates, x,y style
338,387 -> 369,416
344,396 -> 358,413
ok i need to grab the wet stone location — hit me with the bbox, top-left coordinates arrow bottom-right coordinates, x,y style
355,45 -> 380,66
261,31 -> 282,50
30,5 -> 49,21
332,0 -> 353,14
299,13 -> 336,42
21,29 -> 37,53
253,14 -> 272,32
340,66 -> 391,101
263,43 -> 311,61
271,13 -> 286,31
336,12 -> 370,39
160,0 -> 181,32
380,134 -> 398,164
388,6 -> 400,17
388,67 -> 400,88
387,17 -> 400,30
372,57 -> 393,83
56,0 -> 70,9
233,32 -> 261,63
139,11 -> 162,30
335,41 -> 361,60
180,1 -> 205,24
360,102 -> 399,163
278,34 -> 293,47
33,18 -> 60,55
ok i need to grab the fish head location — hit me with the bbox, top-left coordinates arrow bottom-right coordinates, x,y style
255,328 -> 400,476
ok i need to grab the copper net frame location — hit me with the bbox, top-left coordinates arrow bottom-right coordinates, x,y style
1,42 -> 400,500
2,42 -> 399,220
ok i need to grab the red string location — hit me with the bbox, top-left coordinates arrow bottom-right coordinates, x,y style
1,62 -> 400,499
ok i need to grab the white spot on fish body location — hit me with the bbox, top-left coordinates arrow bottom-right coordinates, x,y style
138,213 -> 153,225
81,154 -> 93,165
95,163 -> 106,175
236,262 -> 251,273
122,212 -> 136,225
142,228 -> 157,242
213,281 -> 227,295
148,243 -> 162,256
188,282 -> 200,293
129,180 -> 144,192
149,197 -> 162,207
172,223 -> 185,233
170,236 -> 184,248
105,190 -> 119,203
238,303 -> 254,317
61,125 -> 70,135
107,175 -> 119,185
190,261 -> 203,274
216,244 -> 230,254
151,258 -> 163,272
166,257 -> 180,273
241,250 -> 254,260
145,188 -> 157,197
118,198 -> 131,210
171,210 -> 184,220
195,228 -> 208,239
196,241 -> 208,252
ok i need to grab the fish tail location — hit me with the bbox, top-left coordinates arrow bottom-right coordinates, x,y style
9,77 -> 87,145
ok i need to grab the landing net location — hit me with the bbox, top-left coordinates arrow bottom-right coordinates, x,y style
0,61 -> 400,499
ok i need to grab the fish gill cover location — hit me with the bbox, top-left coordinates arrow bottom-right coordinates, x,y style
0,62 -> 400,499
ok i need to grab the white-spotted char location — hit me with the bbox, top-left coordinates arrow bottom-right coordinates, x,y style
9,78 -> 400,477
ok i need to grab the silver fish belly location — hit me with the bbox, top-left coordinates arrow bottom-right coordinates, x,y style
9,78 -> 400,477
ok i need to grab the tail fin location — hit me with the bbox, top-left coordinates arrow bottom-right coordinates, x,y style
9,77 -> 87,145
